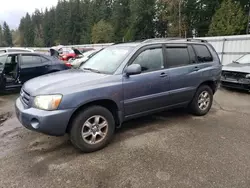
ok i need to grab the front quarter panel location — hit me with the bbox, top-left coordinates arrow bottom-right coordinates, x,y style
58,75 -> 124,111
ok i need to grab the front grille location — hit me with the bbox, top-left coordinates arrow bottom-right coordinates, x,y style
20,89 -> 30,107
222,71 -> 247,80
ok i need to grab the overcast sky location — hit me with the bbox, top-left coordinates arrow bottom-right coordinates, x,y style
0,0 -> 58,29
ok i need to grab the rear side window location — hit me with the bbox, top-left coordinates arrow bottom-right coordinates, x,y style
193,45 -> 213,62
41,56 -> 49,62
22,55 -> 42,64
165,47 -> 190,68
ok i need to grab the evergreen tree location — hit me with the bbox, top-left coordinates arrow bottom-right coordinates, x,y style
111,0 -> 130,42
126,0 -> 156,41
43,8 -> 56,46
208,0 -> 247,36
91,20 -> 114,43
2,22 -> 13,47
32,9 -> 44,47
23,13 -> 35,46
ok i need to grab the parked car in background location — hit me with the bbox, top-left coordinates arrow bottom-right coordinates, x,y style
16,38 -> 221,153
0,52 -> 70,91
50,45 -> 84,62
221,54 -> 250,91
0,48 -> 34,53
71,49 -> 101,68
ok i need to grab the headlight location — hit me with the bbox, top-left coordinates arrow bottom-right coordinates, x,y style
246,74 -> 250,79
62,55 -> 67,59
34,95 -> 62,111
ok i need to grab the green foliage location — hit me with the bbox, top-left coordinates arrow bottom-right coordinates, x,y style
208,0 -> 247,36
2,22 -> 13,46
128,0 -> 156,40
11,0 -> 250,47
91,20 -> 114,43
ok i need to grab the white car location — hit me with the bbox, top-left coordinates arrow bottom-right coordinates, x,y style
71,49 -> 101,68
0,47 -> 34,53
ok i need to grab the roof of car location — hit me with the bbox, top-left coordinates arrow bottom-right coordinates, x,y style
0,52 -> 46,56
112,38 -> 209,48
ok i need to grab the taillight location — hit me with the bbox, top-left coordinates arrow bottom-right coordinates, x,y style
65,62 -> 72,68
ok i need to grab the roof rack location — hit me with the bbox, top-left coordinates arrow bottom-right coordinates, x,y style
142,37 -> 184,43
186,38 -> 207,43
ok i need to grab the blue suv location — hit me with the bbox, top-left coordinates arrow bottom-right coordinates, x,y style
15,38 -> 222,152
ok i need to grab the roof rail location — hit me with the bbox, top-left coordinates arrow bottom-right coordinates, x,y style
142,37 -> 184,43
186,38 -> 208,43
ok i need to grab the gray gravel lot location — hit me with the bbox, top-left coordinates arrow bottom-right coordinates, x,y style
0,88 -> 249,188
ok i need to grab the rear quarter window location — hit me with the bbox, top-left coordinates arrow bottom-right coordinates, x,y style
193,44 -> 213,63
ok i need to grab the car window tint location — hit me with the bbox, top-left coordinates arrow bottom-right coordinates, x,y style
193,45 -> 213,62
166,47 -> 190,68
22,55 -> 42,64
132,48 -> 164,72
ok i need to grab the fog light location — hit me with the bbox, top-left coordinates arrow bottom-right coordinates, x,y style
31,118 -> 39,129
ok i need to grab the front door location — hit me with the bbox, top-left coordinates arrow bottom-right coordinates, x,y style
19,54 -> 46,83
123,45 -> 170,117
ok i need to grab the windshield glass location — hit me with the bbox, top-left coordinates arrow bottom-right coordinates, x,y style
236,54 -> 250,64
80,46 -> 132,74
83,50 -> 98,57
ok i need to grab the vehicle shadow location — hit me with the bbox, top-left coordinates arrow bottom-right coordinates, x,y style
114,108 -> 191,142
0,89 -> 20,96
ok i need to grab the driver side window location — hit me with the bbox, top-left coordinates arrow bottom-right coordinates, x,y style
132,48 -> 164,72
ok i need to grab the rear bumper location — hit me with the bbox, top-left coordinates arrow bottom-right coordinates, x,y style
15,97 -> 74,136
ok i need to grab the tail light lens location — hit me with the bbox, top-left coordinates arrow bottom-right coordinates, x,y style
65,62 -> 72,68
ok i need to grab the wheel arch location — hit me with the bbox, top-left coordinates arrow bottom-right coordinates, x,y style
198,80 -> 218,94
66,99 -> 121,133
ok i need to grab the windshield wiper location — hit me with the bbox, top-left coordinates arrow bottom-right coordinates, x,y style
83,68 -> 101,73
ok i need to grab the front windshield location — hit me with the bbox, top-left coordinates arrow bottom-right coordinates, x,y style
80,46 -> 132,74
236,54 -> 250,64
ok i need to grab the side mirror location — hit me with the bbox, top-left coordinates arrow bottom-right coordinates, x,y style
125,64 -> 142,76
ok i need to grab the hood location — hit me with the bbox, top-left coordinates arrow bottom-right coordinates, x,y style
222,62 -> 250,73
23,69 -> 110,96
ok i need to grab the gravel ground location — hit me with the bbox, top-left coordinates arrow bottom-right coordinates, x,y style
0,88 -> 249,188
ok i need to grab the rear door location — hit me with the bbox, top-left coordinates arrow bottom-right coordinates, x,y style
19,54 -> 47,83
164,44 -> 202,105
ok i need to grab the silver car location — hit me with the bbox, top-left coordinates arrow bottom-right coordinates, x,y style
221,54 -> 250,91
71,49 -> 101,68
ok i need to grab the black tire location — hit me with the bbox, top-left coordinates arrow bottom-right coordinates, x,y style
69,106 -> 115,153
189,85 -> 213,116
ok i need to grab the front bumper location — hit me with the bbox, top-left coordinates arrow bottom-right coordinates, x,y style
221,78 -> 250,91
15,97 -> 74,136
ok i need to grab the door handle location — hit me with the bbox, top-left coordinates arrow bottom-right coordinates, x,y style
160,72 -> 168,77
193,67 -> 200,72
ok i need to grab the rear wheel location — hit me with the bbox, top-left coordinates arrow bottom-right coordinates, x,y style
189,85 -> 213,116
69,106 -> 115,153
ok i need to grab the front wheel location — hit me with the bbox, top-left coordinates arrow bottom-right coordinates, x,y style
69,106 -> 115,153
189,85 -> 213,116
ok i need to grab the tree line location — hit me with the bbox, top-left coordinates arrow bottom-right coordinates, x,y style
1,0 -> 250,47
